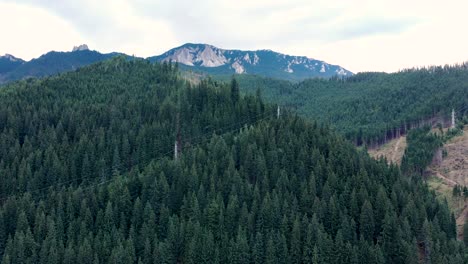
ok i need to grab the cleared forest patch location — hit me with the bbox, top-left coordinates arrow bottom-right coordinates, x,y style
427,125 -> 468,240
432,127 -> 468,186
370,126 -> 467,239
368,136 -> 407,165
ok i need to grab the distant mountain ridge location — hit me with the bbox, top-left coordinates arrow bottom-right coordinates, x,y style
0,43 -> 352,84
0,54 -> 25,75
0,46 -> 122,84
149,43 -> 352,80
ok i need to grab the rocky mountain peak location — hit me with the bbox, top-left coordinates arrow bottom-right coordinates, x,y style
72,44 -> 89,52
151,43 -> 352,80
158,43 -> 227,67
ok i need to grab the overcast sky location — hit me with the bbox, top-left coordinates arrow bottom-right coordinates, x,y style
0,0 -> 466,73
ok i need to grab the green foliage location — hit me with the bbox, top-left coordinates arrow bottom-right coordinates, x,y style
235,66 -> 468,146
445,127 -> 464,140
0,59 -> 463,263
401,126 -> 442,175
452,185 -> 468,199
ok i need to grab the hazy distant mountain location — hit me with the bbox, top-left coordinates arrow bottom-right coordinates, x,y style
0,54 -> 25,75
149,43 -> 352,80
0,45 -> 122,84
0,43 -> 352,84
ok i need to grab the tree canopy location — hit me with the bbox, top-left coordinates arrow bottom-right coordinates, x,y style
0,58 -> 464,263
233,65 -> 468,146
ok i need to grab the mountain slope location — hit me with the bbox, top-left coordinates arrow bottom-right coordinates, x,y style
1,43 -> 351,84
0,48 -> 122,83
149,43 -> 352,80
368,135 -> 407,165
0,58 -> 464,263
426,125 -> 468,239
0,54 -> 25,75
236,67 -> 468,146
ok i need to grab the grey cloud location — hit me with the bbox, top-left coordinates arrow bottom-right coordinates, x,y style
3,0 -> 109,34
329,17 -> 419,41
2,0 -> 145,47
131,1 -> 417,48
130,0 -> 332,48
261,16 -> 419,49
1,0 -> 421,54
131,0 -> 232,43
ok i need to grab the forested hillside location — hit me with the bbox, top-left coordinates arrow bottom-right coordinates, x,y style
0,58 -> 465,263
235,65 -> 468,147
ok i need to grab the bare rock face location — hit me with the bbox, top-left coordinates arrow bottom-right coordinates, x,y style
159,44 -> 227,67
72,44 -> 89,52
151,43 -> 353,80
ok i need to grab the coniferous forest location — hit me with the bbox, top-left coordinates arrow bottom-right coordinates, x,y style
233,65 -> 468,146
401,126 -> 443,176
0,58 -> 465,263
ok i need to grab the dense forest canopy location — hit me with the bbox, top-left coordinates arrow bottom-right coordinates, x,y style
232,64 -> 468,146
0,58 -> 465,263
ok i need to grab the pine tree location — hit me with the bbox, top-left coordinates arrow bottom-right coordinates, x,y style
231,78 -> 240,104
290,217 -> 302,264
265,235 -> 276,264
359,200 -> 375,241
252,232 -> 264,264
334,230 -> 348,264
302,223 -> 314,263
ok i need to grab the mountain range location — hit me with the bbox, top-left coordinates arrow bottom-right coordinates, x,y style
0,43 -> 352,84
149,43 -> 352,80
0,47 -> 120,84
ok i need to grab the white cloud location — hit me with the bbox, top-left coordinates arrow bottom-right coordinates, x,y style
0,0 -> 178,59
0,2 -> 84,59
